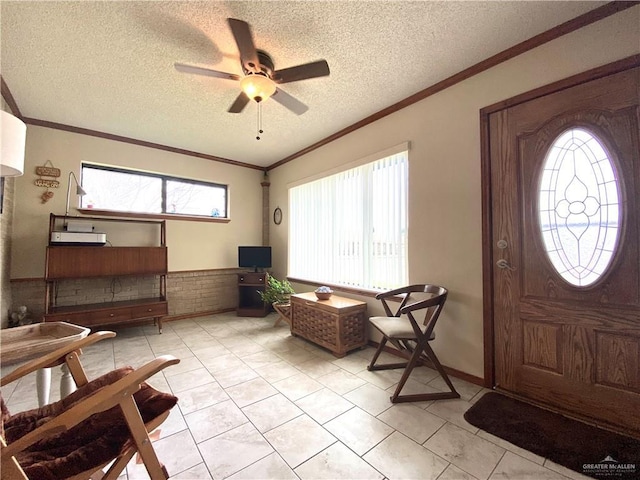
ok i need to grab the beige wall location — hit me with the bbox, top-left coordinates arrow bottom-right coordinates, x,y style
10,126 -> 265,279
267,7 -> 640,379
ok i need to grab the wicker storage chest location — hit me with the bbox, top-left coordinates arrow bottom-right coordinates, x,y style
291,292 -> 367,357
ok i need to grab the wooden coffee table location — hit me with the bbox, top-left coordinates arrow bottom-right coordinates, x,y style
1,322 -> 90,405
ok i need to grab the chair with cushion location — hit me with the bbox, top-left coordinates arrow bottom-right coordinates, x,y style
0,331 -> 180,480
367,284 -> 460,403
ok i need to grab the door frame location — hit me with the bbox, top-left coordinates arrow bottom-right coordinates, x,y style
480,54 -> 640,388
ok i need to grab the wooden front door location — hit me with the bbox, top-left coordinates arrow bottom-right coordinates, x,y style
488,63 -> 640,436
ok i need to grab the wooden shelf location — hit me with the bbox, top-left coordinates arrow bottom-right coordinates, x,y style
44,214 -> 168,333
46,246 -> 167,279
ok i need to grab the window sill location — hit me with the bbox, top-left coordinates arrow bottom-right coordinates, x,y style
287,277 -> 389,300
77,209 -> 231,223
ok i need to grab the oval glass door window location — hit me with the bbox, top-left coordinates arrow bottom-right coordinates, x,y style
538,128 -> 621,286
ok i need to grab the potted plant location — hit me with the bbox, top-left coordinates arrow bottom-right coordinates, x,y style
259,275 -> 295,305
259,275 -> 295,326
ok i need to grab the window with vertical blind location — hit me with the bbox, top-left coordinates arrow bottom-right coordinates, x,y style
289,145 -> 408,291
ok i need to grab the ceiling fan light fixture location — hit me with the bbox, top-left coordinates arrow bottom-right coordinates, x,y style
240,73 -> 276,102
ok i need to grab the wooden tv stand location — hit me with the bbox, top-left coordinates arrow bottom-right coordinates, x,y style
44,214 -> 168,333
237,272 -> 269,317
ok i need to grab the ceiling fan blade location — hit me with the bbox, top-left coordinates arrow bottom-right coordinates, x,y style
227,18 -> 260,72
271,88 -> 308,115
174,63 -> 240,81
228,92 -> 250,113
273,60 -> 330,84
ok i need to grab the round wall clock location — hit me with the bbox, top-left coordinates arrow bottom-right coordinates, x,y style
273,207 -> 282,225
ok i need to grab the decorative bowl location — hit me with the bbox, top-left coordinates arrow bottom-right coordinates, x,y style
314,287 -> 333,300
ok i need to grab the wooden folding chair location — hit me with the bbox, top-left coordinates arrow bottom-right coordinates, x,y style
367,284 -> 460,403
1,331 -> 180,480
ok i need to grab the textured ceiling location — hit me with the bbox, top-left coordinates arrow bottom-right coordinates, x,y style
1,1 -> 607,168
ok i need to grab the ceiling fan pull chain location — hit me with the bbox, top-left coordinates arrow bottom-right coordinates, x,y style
256,102 -> 264,140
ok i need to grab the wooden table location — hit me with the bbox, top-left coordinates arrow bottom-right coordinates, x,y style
290,292 -> 367,357
1,322 -> 90,405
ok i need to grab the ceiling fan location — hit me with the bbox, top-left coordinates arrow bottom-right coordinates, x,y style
174,18 -> 330,115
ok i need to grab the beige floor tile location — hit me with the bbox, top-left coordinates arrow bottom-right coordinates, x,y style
161,355 -> 203,377
543,459 -> 595,480
384,378 -> 442,408
325,407 -> 394,455
225,376 -> 278,407
295,356 -> 341,378
357,368 -> 403,389
165,367 -> 215,394
377,403 -> 446,443
126,429 -> 202,479
424,422 -> 505,480
171,463 -> 212,479
212,363 -> 260,388
363,431 -> 449,480
254,361 -> 301,383
190,344 -> 231,361
343,383 -> 393,416
176,381 -> 229,414
295,388 -> 354,424
439,464 -> 480,480
276,346 -> 319,365
201,325 -> 239,338
428,375 -> 483,402
296,442 -> 384,479
225,339 -> 266,357
400,365 -> 441,385
228,452 -> 299,480
184,399 -> 248,442
155,404 -> 188,439
199,423 -> 274,479
200,353 -> 247,374
475,430 -> 545,465
490,452 -> 568,480
19,313 -> 572,480
425,398 -> 479,434
149,345 -> 193,360
316,368 -> 367,395
264,415 -> 337,468
331,354 -> 370,374
273,372 -> 323,401
241,350 -> 283,368
242,393 -> 304,433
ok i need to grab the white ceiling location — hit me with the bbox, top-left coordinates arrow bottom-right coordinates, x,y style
1,1 -> 606,168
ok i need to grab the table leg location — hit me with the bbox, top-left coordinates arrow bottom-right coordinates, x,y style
36,368 -> 52,407
60,363 -> 77,398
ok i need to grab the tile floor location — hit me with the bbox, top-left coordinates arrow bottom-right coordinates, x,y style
1,313 -> 591,480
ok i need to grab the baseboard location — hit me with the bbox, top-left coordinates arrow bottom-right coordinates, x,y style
367,340 -> 485,387
163,308 -> 236,322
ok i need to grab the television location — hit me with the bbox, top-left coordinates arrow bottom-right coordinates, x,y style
238,246 -> 272,272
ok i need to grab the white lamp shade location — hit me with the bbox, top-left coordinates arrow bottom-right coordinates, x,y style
240,74 -> 277,102
1,111 -> 27,177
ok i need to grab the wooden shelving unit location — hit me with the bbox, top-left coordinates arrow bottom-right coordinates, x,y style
237,272 -> 269,317
44,214 -> 168,333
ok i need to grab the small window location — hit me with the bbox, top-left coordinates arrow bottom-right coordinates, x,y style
80,164 -> 228,218
538,128 -> 621,286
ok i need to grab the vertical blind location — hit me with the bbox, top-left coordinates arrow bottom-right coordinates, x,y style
289,149 -> 408,290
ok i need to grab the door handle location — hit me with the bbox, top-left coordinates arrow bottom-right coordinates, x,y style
496,259 -> 516,270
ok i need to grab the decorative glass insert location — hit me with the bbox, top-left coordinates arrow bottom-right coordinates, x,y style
538,128 -> 621,286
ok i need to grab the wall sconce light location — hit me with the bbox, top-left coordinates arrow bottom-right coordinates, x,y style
1,111 -> 27,177
65,171 -> 87,216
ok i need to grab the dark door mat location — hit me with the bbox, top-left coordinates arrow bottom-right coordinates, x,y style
463,392 -> 640,479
